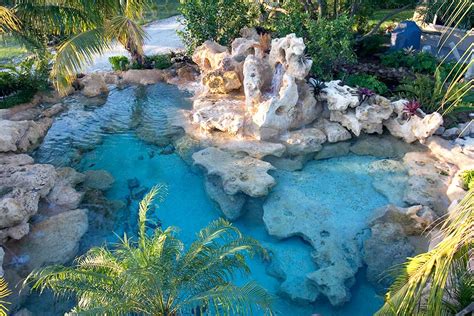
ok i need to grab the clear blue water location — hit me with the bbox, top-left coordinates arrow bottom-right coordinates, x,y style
31,83 -> 401,315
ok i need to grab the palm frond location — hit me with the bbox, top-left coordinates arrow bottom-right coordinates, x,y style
0,277 -> 11,316
50,28 -> 110,94
0,5 -> 21,33
106,15 -> 148,59
376,190 -> 474,316
181,282 -> 274,316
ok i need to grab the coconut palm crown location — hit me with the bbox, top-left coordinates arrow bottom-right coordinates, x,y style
24,185 -> 274,315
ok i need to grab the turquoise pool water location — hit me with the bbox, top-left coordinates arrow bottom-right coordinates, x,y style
31,83 -> 397,315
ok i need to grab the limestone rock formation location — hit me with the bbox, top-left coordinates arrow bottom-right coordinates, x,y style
202,70 -> 241,94
83,169 -> 115,191
217,139 -> 286,159
280,128 -> 326,155
204,176 -> 247,220
80,73 -> 109,97
403,151 -> 453,215
192,98 -> 245,135
0,118 -> 52,153
320,80 -> 359,111
384,100 -> 443,143
47,167 -> 85,209
364,204 -> 436,289
193,147 -> 275,197
263,185 -> 362,306
316,119 -> 352,143
10,209 -> 89,272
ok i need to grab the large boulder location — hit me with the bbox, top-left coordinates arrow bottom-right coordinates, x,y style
83,169 -> 115,191
80,73 -> 109,98
316,118 -> 352,143
202,70 -> 242,94
9,209 -> 89,272
403,152 -> 453,216
204,176 -> 247,220
192,97 -> 246,135
47,167 -> 85,209
280,128 -> 326,155
384,100 -> 443,143
364,204 -> 436,289
320,80 -> 359,111
193,147 -> 275,197
0,162 -> 56,198
0,119 -> 52,153
192,41 -> 230,72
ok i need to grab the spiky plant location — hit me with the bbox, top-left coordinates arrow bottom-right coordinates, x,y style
376,190 -> 474,316
24,185 -> 274,315
0,277 -> 11,316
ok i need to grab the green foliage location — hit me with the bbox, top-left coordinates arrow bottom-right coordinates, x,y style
25,186 -> 274,315
355,34 -> 390,57
109,53 -> 173,71
306,16 -> 356,80
108,55 -> 129,71
271,0 -> 308,38
397,69 -> 473,116
344,73 -> 389,95
178,0 -> 256,53
381,51 -> 439,74
145,53 -> 172,69
461,170 -> 474,190
0,58 -> 49,109
377,190 -> 474,316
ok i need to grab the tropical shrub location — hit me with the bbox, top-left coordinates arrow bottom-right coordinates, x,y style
397,69 -> 473,116
25,186 -> 274,315
0,58 -> 49,109
355,34 -> 390,57
306,15 -> 356,80
461,170 -> 474,190
178,0 -> 256,53
345,73 -> 389,95
109,56 -> 129,71
381,51 -> 439,74
376,190 -> 473,316
145,53 -> 172,69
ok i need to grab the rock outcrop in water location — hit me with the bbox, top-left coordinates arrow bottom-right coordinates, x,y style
178,29 -> 451,306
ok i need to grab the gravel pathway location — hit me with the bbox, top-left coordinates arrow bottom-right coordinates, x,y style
85,15 -> 184,72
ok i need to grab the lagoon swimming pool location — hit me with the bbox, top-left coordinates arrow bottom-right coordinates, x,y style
27,83 -> 408,315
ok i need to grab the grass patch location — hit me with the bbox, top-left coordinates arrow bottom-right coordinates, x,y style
140,0 -> 180,24
0,37 -> 27,62
369,9 -> 415,31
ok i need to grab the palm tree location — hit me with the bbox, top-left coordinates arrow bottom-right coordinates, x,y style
376,189 -> 473,316
3,0 -> 150,94
24,185 -> 274,315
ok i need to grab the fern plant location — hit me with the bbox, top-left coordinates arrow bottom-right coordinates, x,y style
24,185 -> 274,315
0,277 -> 11,316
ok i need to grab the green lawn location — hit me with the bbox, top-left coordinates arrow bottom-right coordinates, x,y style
369,9 -> 415,31
0,37 -> 27,63
140,0 -> 180,25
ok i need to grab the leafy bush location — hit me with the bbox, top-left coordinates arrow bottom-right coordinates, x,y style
305,16 -> 356,80
109,56 -> 129,71
344,74 -> 389,95
397,69 -> 473,115
461,170 -> 474,190
0,58 -> 49,109
270,3 -> 355,80
178,0 -> 256,53
381,51 -> 439,74
355,34 -> 390,57
145,54 -> 172,69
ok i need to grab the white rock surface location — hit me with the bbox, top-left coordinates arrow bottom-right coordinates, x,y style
320,81 -> 359,111
193,147 -> 275,197
280,128 -> 326,155
0,119 -> 52,153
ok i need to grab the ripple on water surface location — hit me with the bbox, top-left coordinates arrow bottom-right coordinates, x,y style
32,84 -> 399,315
